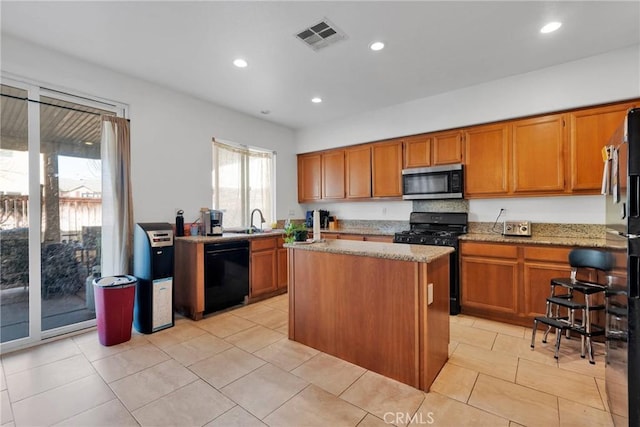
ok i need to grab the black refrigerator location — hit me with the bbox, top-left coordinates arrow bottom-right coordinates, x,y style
604,107 -> 640,427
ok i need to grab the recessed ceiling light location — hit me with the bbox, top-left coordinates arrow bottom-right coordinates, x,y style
233,58 -> 248,68
311,97 -> 322,104
369,41 -> 385,51
540,22 -> 562,34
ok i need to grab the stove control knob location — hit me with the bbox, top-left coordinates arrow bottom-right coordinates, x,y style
420,237 -> 427,244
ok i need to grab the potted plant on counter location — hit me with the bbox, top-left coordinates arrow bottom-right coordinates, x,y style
284,222 -> 308,243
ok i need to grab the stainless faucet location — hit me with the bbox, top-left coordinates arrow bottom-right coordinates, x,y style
250,208 -> 266,232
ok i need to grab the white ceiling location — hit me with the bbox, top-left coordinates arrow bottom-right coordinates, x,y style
2,1 -> 639,130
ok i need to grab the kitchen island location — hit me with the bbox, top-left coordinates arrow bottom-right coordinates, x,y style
286,239 -> 453,391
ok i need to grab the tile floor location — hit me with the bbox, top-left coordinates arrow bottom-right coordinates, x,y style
0,293 -> 616,427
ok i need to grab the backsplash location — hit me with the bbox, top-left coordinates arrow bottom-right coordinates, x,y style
333,219 -> 408,233
469,222 -> 606,239
412,199 -> 469,213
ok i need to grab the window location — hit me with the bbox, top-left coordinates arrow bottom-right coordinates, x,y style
212,140 -> 275,229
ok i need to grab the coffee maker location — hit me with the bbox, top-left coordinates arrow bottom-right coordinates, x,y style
201,209 -> 223,236
305,210 -> 330,228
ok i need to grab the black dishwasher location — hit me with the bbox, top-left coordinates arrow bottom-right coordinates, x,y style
204,240 -> 250,314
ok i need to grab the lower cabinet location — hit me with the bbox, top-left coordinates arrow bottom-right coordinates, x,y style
460,241 -> 584,327
250,237 -> 284,300
276,238 -> 288,290
319,232 -> 393,242
460,242 -> 519,315
521,246 -> 572,318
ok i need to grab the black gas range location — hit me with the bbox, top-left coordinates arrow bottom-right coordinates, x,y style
393,212 -> 468,315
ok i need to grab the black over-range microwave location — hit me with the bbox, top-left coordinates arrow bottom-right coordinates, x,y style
401,164 -> 464,200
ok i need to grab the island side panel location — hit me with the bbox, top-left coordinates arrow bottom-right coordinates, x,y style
419,255 -> 450,390
289,248 -> 421,388
290,250 -> 338,354
174,240 -> 204,320
334,256 -> 420,387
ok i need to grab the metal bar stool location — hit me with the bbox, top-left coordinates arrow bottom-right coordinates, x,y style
531,248 -> 614,364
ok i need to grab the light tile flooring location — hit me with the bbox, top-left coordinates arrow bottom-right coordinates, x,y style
0,294 -> 616,427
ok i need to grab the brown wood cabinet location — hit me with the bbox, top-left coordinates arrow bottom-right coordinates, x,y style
336,234 -> 365,241
521,246 -> 572,318
461,242 -> 519,316
288,246 -> 450,391
297,153 -> 321,202
568,101 -> 637,192
276,237 -> 288,290
403,131 -> 462,169
297,99 -> 639,201
322,150 -> 345,199
250,237 -> 277,298
364,235 -> 394,243
321,232 -> 393,242
460,241 -> 610,327
511,113 -> 566,194
463,123 -> 510,197
432,130 -> 463,165
403,134 -> 432,168
372,140 -> 403,197
345,145 -> 371,199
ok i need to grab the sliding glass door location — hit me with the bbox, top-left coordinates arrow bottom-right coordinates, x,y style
0,78 -> 125,349
0,84 -> 30,342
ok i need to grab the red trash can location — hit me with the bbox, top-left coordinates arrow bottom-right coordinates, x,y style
93,275 -> 137,346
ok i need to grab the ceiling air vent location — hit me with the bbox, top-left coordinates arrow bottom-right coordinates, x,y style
295,19 -> 347,51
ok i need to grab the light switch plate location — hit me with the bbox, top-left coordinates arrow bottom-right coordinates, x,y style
503,220 -> 532,236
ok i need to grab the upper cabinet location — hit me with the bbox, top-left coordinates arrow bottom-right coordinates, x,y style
465,113 -> 567,198
403,134 -> 431,168
298,99 -> 639,202
511,113 -> 566,194
403,130 -> 462,169
372,139 -> 403,198
464,123 -> 510,197
568,101 -> 637,193
346,145 -> 371,199
432,130 -> 463,165
297,153 -> 321,202
321,150 -> 345,199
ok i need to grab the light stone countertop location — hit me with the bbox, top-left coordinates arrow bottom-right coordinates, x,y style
284,239 -> 453,263
459,233 -> 609,248
175,229 -> 284,244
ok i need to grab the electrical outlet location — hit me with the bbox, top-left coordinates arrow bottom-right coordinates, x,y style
288,209 -> 296,216
382,207 -> 387,216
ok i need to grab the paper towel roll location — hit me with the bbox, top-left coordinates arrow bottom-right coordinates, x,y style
313,210 -> 321,242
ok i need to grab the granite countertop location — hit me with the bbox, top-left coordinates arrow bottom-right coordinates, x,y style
284,239 -> 453,262
176,229 -> 285,244
459,233 -> 608,248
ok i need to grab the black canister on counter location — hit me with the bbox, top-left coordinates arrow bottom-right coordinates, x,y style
175,210 -> 184,236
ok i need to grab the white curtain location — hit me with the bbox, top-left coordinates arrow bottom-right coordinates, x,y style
212,140 -> 274,228
101,116 -> 133,276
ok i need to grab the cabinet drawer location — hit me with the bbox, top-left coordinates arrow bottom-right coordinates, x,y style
338,234 -> 365,241
251,237 -> 276,252
460,242 -> 518,258
523,246 -> 571,263
364,235 -> 394,243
